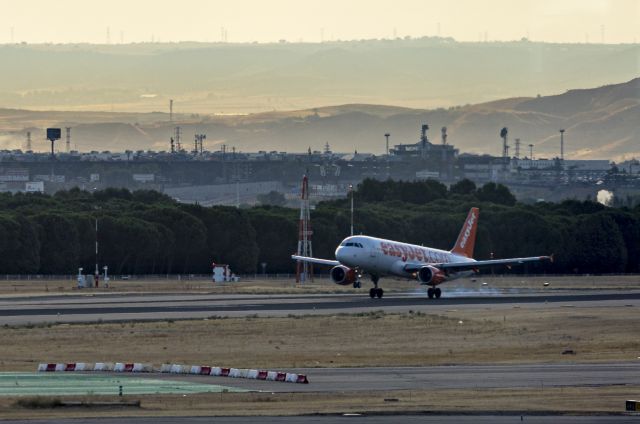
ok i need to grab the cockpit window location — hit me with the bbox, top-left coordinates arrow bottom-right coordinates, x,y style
341,242 -> 364,248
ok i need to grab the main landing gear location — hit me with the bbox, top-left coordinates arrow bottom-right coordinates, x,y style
427,287 -> 442,299
369,275 -> 384,299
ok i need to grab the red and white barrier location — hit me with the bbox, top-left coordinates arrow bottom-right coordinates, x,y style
94,362 -> 113,372
75,362 -> 92,371
37,361 -> 309,383
169,364 -> 183,374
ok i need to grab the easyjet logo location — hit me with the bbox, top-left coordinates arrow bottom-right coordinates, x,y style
459,211 -> 476,249
380,242 -> 449,264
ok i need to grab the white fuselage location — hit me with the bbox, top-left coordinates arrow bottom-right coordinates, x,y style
335,235 -> 475,282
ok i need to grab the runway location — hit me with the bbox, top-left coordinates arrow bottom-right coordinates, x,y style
0,290 -> 638,325
1,291 -> 638,422
2,415 -> 637,424
161,362 -> 640,393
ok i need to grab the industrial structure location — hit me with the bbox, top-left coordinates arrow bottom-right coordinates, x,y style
0,124 -> 636,204
296,175 -> 313,283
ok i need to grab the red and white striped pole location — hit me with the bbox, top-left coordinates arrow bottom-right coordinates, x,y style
296,175 -> 313,283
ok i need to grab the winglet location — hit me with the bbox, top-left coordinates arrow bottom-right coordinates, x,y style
450,207 -> 479,258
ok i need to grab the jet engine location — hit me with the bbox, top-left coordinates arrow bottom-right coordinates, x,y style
330,265 -> 357,285
417,265 -> 447,285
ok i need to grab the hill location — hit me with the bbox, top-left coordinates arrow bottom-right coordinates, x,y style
1,39 -> 639,113
0,78 -> 639,161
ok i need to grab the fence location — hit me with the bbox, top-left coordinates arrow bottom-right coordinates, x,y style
0,273 -> 331,282
0,273 -> 637,282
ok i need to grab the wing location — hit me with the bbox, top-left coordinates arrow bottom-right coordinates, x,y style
439,256 -> 552,270
403,255 -> 552,273
291,255 -> 340,266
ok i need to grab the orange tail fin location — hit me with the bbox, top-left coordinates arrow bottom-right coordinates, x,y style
450,207 -> 479,258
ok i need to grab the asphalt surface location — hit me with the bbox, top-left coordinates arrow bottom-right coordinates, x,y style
0,290 -> 638,324
158,362 -> 640,392
2,415 -> 638,423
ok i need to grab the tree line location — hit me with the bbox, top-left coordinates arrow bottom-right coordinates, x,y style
0,179 -> 637,275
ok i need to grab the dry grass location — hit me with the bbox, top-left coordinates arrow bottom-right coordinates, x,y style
0,386 -> 637,419
0,306 -> 638,371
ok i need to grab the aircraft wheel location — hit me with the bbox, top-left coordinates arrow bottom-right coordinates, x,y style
353,281 -> 361,289
435,288 -> 442,299
369,288 -> 376,298
427,287 -> 435,299
376,288 -> 384,299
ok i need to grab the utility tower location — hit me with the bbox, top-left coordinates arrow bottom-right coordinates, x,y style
420,124 -> 429,159
169,99 -> 173,122
500,127 -> 509,158
65,127 -> 71,153
529,144 -> 534,159
441,127 -> 448,145
194,133 -> 206,155
296,175 -> 313,283
384,133 -> 390,155
559,129 -> 565,160
514,138 -> 521,159
26,132 -> 32,151
174,126 -> 182,152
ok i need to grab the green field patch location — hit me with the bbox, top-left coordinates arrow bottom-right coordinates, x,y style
0,373 -> 247,396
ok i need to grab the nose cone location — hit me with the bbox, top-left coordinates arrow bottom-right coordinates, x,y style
335,246 -> 345,263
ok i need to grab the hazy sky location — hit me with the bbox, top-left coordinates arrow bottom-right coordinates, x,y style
1,0 -> 639,44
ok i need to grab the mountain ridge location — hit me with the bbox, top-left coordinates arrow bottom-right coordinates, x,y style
0,77 -> 639,161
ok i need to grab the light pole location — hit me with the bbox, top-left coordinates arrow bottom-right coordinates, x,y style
103,266 -> 109,287
350,184 -> 354,236
95,216 -> 99,279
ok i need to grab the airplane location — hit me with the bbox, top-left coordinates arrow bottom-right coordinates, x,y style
292,207 -> 552,299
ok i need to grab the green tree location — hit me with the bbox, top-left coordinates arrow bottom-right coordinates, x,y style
185,205 -> 259,273
248,208 -> 297,273
449,179 -> 477,196
476,182 -> 516,206
31,213 -> 80,274
565,213 -> 627,273
0,215 -> 40,273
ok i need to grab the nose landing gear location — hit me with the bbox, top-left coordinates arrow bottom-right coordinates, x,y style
369,275 -> 384,299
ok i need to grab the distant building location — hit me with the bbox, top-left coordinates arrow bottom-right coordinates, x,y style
132,174 -> 155,183
25,181 -> 44,193
0,168 -> 29,182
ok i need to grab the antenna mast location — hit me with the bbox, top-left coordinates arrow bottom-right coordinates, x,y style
65,127 -> 71,153
174,126 -> 182,152
296,175 -> 313,283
